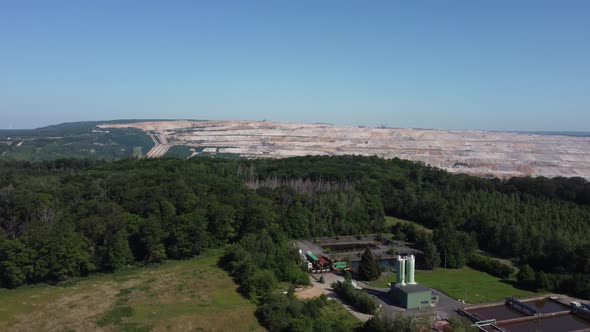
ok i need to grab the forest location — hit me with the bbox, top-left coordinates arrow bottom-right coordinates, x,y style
0,156 -> 589,329
0,121 -> 155,161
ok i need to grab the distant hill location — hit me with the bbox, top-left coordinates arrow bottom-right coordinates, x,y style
520,131 -> 590,137
0,120 -> 154,160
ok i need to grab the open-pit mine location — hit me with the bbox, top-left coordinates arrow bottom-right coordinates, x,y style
99,120 -> 590,179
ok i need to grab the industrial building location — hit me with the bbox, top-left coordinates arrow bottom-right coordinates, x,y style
390,255 -> 439,309
299,250 -> 349,273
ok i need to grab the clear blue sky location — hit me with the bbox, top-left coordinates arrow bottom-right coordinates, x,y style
1,1 -> 589,131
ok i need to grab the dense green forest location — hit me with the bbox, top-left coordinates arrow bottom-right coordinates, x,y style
0,156 -> 589,329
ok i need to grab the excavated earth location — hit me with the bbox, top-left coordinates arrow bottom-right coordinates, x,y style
99,120 -> 590,179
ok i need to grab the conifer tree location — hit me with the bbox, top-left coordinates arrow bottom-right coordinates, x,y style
358,248 -> 381,281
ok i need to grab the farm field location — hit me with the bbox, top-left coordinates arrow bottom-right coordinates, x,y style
0,251 -> 263,332
416,267 -> 538,304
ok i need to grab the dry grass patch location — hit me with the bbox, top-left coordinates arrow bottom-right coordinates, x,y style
0,251 -> 263,332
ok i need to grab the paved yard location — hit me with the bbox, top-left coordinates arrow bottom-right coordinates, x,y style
361,284 -> 462,320
294,271 -> 463,323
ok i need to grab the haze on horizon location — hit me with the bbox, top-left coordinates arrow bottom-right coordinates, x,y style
0,1 -> 589,131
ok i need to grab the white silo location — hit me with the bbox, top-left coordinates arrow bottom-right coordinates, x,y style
407,255 -> 416,284
397,256 -> 406,285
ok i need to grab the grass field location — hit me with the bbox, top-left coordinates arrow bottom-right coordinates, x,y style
0,251 -> 263,332
365,267 -> 538,304
416,267 -> 538,303
384,216 -> 432,233
365,272 -> 398,288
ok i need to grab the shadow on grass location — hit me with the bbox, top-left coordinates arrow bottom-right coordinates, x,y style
364,288 -> 397,307
498,279 -> 536,293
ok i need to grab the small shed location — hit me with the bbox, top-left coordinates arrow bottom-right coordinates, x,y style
333,261 -> 348,270
306,251 -> 319,263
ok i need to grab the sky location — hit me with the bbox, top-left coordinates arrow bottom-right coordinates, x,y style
0,1 -> 589,131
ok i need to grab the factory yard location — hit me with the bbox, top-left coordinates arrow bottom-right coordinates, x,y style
298,235 -> 421,267
100,120 -> 590,179
295,251 -> 590,332
294,235 -> 590,332
296,236 -> 461,322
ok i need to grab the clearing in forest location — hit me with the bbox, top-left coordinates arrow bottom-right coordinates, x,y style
384,216 -> 433,233
0,251 -> 263,332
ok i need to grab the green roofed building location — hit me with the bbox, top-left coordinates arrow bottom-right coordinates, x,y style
333,261 -> 347,269
306,251 -> 319,262
390,255 -> 439,309
390,283 -> 439,309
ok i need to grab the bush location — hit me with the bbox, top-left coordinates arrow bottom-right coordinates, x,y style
332,280 -> 377,314
362,313 -> 429,332
517,264 -> 536,290
468,255 -> 514,279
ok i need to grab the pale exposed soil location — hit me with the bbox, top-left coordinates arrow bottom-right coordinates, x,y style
295,284 -> 328,300
100,120 -> 590,179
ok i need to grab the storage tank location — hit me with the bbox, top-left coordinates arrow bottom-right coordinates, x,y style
408,255 -> 416,284
396,256 -> 406,285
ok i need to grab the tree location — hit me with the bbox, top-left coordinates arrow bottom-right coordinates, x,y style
207,202 -> 236,244
343,270 -> 352,282
24,223 -> 93,282
103,229 -> 133,271
517,264 -> 535,290
358,248 -> 381,281
139,218 -> 167,264
419,236 -> 440,270
165,212 -> 208,259
362,313 -> 429,332
0,238 -> 35,288
244,269 -> 278,300
434,228 -> 476,269
332,280 -> 377,314
535,270 -> 551,290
